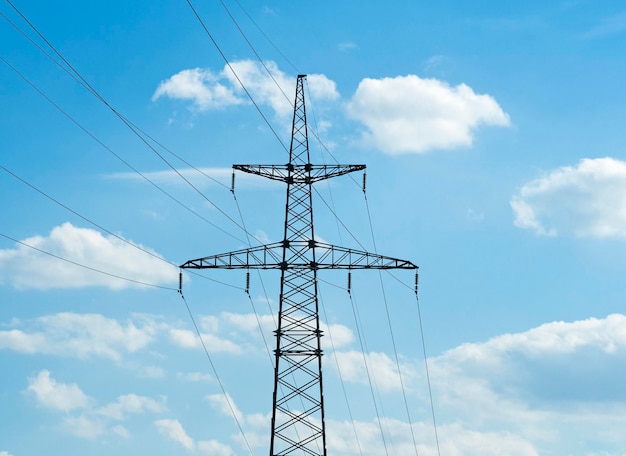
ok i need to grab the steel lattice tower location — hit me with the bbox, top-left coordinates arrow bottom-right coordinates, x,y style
181,75 -> 417,455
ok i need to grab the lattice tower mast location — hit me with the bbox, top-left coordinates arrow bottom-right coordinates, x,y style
181,74 -> 417,455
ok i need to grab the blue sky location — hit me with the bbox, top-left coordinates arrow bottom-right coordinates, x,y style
2,1 -> 626,455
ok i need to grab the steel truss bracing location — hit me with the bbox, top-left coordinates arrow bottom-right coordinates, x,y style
181,74 -> 417,456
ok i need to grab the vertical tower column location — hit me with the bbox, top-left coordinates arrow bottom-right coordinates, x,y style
270,75 -> 326,456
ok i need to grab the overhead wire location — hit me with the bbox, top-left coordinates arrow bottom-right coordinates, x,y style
0,55 -> 247,246
0,161 -> 243,291
2,4 -> 262,245
178,291 -> 255,456
231,0 -> 299,74
318,286 -> 364,456
415,285 -> 441,456
183,0 -> 289,154
0,232 -> 177,291
362,190 -> 421,456
347,288 -> 390,456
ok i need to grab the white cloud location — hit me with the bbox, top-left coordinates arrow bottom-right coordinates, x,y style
168,328 -> 244,353
177,371 -> 212,382
197,439 -> 236,456
511,157 -> 626,238
25,369 -> 167,439
347,75 -> 510,154
152,68 -> 242,110
425,314 -> 626,454
0,222 -> 177,289
112,424 -> 131,438
0,313 -> 157,360
0,452 -> 14,456
338,42 -> 358,51
206,392 -> 244,423
97,394 -> 166,420
332,350 -> 417,392
155,419 -> 195,452
326,418 -> 539,456
63,415 -> 107,439
27,370 -> 91,412
153,60 -> 338,118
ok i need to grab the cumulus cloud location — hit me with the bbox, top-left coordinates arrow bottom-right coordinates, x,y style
25,370 -> 166,439
0,222 -> 177,289
97,394 -> 166,420
153,60 -> 338,118
206,392 -> 243,423
155,418 -> 237,455
155,419 -> 195,451
332,350 -> 417,393
176,371 -> 212,382
424,314 -> 626,454
511,157 -> 626,238
347,75 -> 510,154
197,439 -> 237,456
0,313 -> 158,360
27,370 -> 91,412
326,417 -> 538,456
168,328 -> 244,353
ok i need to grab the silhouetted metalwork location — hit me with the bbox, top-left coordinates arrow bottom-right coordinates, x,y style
181,74 -> 417,456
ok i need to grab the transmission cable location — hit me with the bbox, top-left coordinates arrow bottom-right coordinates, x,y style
178,291 -> 255,456
362,192 -> 420,456
184,0 -> 288,154
318,286 -> 364,456
415,284 -> 441,456
347,288 -> 390,456
0,162 -> 242,291
2,5 -> 259,244
231,0 -> 299,74
0,232 -> 177,291
215,0 -> 292,111
0,55 -> 246,246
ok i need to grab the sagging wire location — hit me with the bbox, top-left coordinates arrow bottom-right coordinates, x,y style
347,285 -> 390,456
362,191 -> 420,455
318,282 -> 364,456
414,271 -> 441,456
177,281 -> 255,456
0,232 -> 177,291
1,7 -> 259,245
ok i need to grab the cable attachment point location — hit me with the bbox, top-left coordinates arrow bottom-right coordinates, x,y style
231,171 -> 236,194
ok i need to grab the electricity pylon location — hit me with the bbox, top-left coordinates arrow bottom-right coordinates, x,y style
181,74 -> 417,456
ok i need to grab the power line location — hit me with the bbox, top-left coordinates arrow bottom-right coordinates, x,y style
184,0 -> 289,154
0,232 -> 177,291
0,55 -> 247,246
2,4 -> 258,243
178,292 -> 255,456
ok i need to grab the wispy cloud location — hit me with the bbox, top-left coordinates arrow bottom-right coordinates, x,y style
338,42 -> 358,52
580,12 -> 626,39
